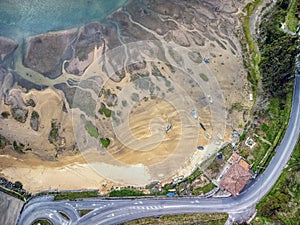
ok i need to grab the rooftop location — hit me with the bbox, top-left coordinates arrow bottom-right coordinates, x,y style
238,159 -> 250,171
228,152 -> 240,164
220,163 -> 252,197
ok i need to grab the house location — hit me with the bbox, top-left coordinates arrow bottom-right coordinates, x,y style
220,163 -> 252,197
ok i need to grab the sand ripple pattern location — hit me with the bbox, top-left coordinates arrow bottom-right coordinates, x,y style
72,40 -> 226,185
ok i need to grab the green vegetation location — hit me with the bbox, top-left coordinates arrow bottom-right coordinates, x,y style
26,99 -> 36,107
49,120 -> 59,141
260,123 -> 269,132
0,134 -> 10,148
58,211 -> 70,221
78,210 -> 93,217
85,121 -> 99,138
31,111 -> 39,119
1,111 -> 10,118
252,139 -> 300,224
239,133 -> 246,142
231,102 -> 246,112
199,73 -> 208,82
188,168 -> 202,183
239,148 -> 249,159
242,0 -> 262,97
100,137 -> 110,148
251,83 -> 293,173
200,145 -> 232,179
12,141 -> 25,154
98,102 -> 112,117
147,172 -> 213,197
265,96 -> 292,143
122,213 -> 228,225
14,181 -> 23,189
53,190 -> 99,201
285,0 -> 299,32
11,107 -> 28,123
32,220 -> 52,225
188,51 -> 202,63
109,189 -> 145,197
240,0 -> 298,173
259,0 -> 299,98
192,183 -> 216,196
0,182 -> 30,201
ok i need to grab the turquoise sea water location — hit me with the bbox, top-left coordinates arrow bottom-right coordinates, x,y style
0,0 -> 128,38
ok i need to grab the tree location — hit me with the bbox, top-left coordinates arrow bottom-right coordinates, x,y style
14,181 -> 23,189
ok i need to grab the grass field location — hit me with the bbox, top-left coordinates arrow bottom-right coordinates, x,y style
285,0 -> 299,32
109,189 -> 145,197
192,183 -> 216,196
32,220 -> 52,225
53,190 -> 99,201
100,137 -> 110,148
98,103 -> 112,117
85,121 -> 99,138
242,0 -> 262,97
122,213 -> 228,225
251,93 -> 292,173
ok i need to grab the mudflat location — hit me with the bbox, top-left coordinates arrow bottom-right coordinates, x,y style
0,0 -> 253,193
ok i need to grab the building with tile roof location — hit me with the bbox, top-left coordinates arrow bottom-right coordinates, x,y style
220,163 -> 252,197
238,158 -> 250,171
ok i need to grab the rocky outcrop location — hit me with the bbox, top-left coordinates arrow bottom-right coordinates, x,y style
11,107 -> 28,123
0,36 -> 18,61
24,29 -> 77,79
30,111 -> 39,131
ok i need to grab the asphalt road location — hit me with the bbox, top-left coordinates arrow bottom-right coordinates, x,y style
17,75 -> 300,225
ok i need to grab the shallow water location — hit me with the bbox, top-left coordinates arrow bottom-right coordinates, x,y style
0,0 -> 128,39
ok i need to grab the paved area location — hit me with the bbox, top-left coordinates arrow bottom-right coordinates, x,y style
0,191 -> 24,225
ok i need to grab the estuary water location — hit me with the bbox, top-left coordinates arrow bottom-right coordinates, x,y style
0,0 -> 128,38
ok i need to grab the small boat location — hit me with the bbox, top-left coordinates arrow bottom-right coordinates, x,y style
191,109 -> 198,119
197,146 -> 204,150
205,132 -> 211,139
165,123 -> 172,133
203,57 -> 209,63
200,122 -> 206,131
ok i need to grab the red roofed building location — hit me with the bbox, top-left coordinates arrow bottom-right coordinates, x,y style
228,152 -> 240,164
238,159 -> 250,171
220,163 -> 252,197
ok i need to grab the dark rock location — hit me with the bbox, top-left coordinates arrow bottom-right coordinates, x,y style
0,134 -> 10,148
11,107 -> 28,123
25,99 -> 36,107
30,111 -> 39,131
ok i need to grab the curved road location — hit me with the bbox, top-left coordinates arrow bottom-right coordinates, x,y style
17,75 -> 300,225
